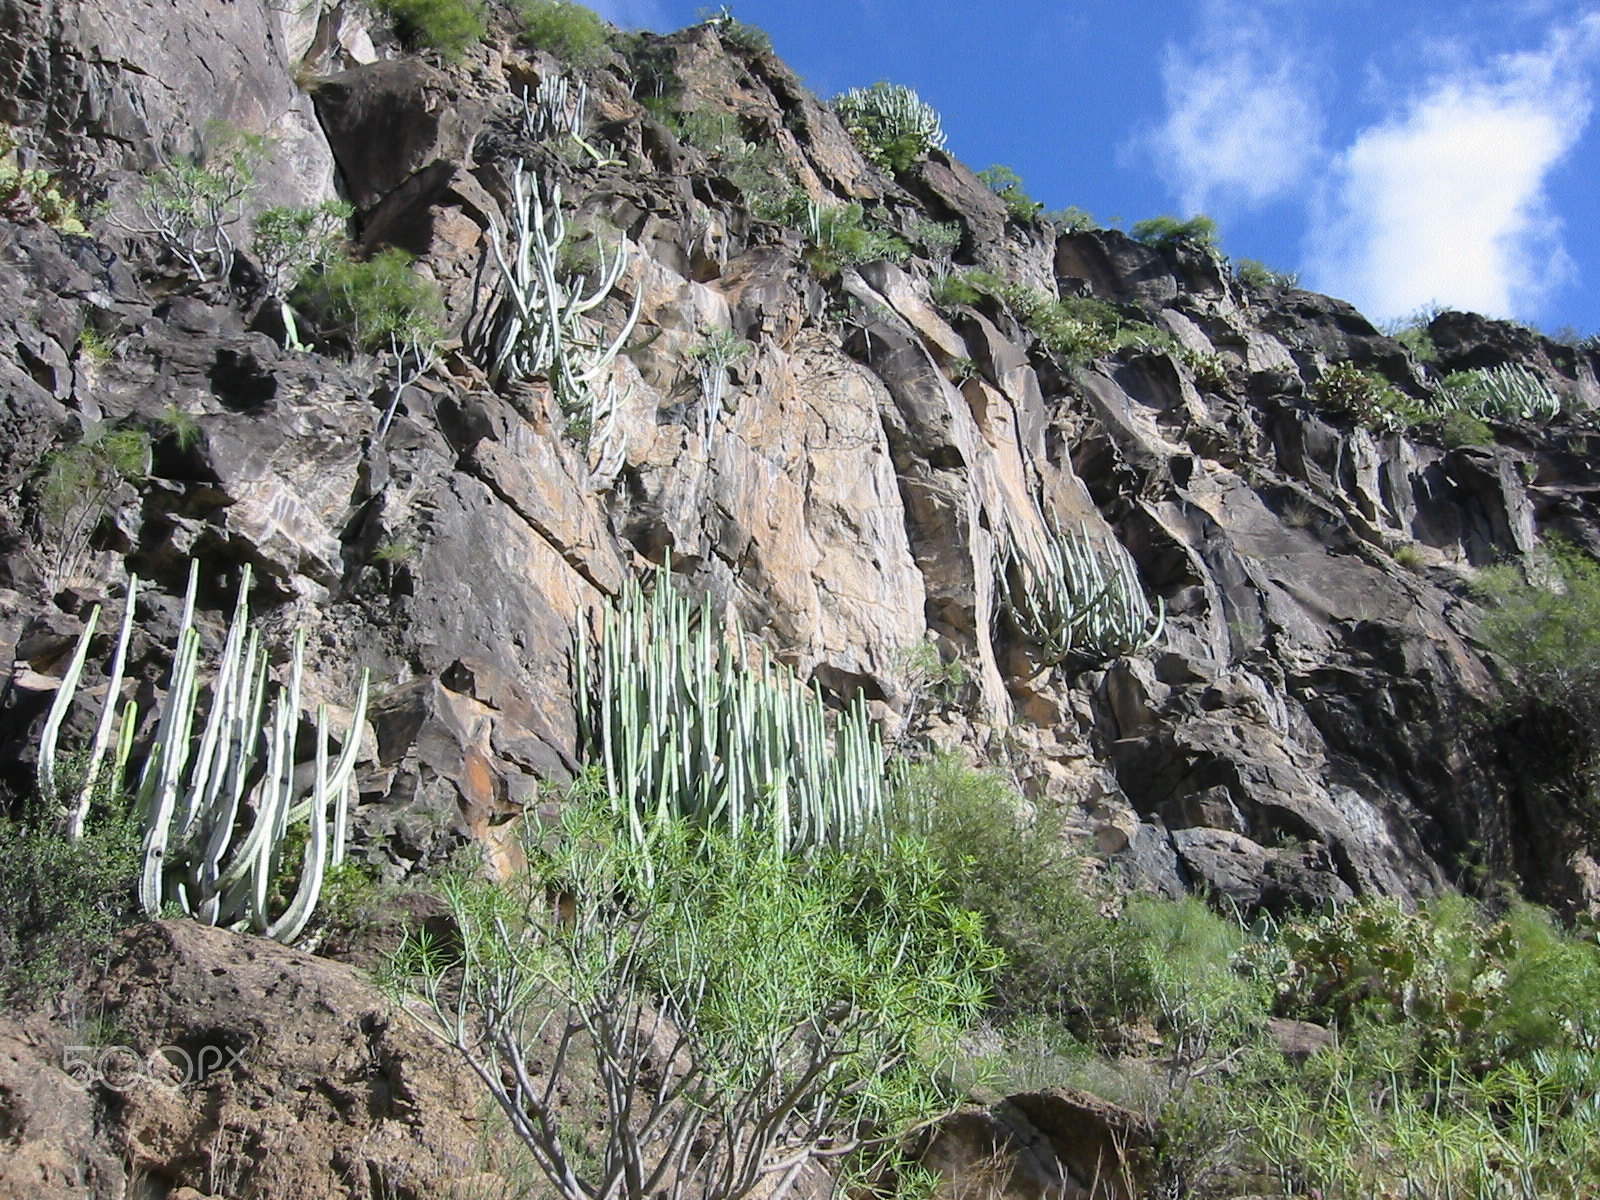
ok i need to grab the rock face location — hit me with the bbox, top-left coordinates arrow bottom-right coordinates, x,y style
0,921 -> 489,1200
5,7 -> 1600,1199
4,8 -> 1600,922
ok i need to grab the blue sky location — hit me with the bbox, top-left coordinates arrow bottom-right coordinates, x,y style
590,1 -> 1600,335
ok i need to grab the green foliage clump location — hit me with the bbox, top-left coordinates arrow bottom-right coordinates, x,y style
301,246 -> 445,353
703,8 -> 772,55
252,200 -> 352,296
832,81 -> 946,175
36,426 -> 150,586
670,107 -> 794,213
391,791 -> 998,1200
1232,257 -> 1298,290
1476,540 -> 1600,790
1441,408 -> 1494,448
0,126 -> 86,234
930,270 -> 985,308
516,0 -> 612,67
773,197 -> 907,278
1310,361 -> 1429,430
1132,213 -> 1220,253
122,123 -> 272,282
1044,205 -> 1098,233
0,799 -> 141,1005
371,0 -> 486,57
977,165 -> 1042,224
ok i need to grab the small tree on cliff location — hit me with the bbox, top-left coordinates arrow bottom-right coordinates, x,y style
388,788 -> 998,1200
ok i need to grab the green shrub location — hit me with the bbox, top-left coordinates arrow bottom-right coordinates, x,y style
371,0 -> 485,56
36,426 -> 150,587
1441,409 -> 1493,448
930,270 -> 986,308
0,126 -> 85,234
891,756 -> 1153,1034
301,246 -> 445,353
1310,361 -> 1429,430
516,0 -> 611,66
0,800 -> 141,1005
391,792 -> 999,1200
977,165 -> 1042,224
710,10 -> 771,55
1232,257 -> 1298,289
1044,205 -> 1098,233
796,199 -> 909,278
832,81 -> 946,174
1132,213 -> 1220,254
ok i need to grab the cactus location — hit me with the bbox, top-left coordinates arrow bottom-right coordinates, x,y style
1435,364 -> 1561,422
996,521 -> 1165,667
35,561 -> 368,944
480,163 -> 640,486
684,327 -> 750,439
574,563 -> 898,866
832,82 -> 947,174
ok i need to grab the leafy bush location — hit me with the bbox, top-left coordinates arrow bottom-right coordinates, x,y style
252,200 -> 352,350
36,426 -> 150,588
1044,205 -> 1098,233
1233,257 -> 1298,289
1132,213 -> 1220,253
890,755 -> 1148,1033
832,81 -> 946,175
1441,409 -> 1493,448
116,125 -> 271,282
1310,361 -> 1428,430
371,0 -> 485,56
0,800 -> 141,1005
516,0 -> 612,67
977,165 -> 1042,223
301,246 -> 444,353
1476,540 -> 1600,796
790,199 -> 908,278
0,126 -> 85,234
708,9 -> 771,55
391,791 -> 999,1200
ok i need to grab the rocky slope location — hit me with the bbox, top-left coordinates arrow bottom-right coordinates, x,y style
4,2 -> 1600,1195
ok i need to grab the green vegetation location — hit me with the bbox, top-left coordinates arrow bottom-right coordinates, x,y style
704,8 -> 772,55
1380,305 -> 1441,362
0,798 -> 140,1004
153,402 -> 202,451
1233,257 -> 1299,290
117,124 -> 271,282
390,788 -> 998,1200
0,126 -> 86,234
1309,361 -> 1428,431
40,563 -> 370,944
301,246 -> 445,354
977,164 -> 1042,224
371,0 -> 486,57
832,81 -> 946,174
994,521 -> 1165,668
1045,205 -> 1098,233
252,200 -> 352,350
1132,213 -> 1221,254
1442,408 -> 1494,448
575,565 -> 901,863
36,426 -> 150,588
759,195 -> 909,278
516,0 -> 612,67
1436,363 -> 1562,422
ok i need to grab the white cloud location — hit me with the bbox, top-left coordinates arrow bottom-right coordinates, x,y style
585,0 -> 670,30
1149,3 -> 1324,213
1307,17 -> 1600,320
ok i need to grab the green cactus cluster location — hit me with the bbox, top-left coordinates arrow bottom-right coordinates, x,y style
832,82 -> 947,175
996,522 -> 1165,667
574,565 -> 899,864
38,561 -> 368,943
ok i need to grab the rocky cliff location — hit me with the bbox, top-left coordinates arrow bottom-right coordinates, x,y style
5,3 -> 1600,1192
